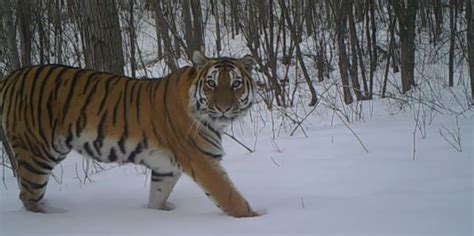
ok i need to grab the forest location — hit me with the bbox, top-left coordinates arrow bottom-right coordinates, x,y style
1,0 -> 472,108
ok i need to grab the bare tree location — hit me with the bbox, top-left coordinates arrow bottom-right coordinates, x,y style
1,0 -> 20,70
127,0 -> 137,78
448,0 -> 457,87
182,0 -> 204,59
332,0 -> 354,104
152,0 -> 178,71
80,0 -> 125,74
468,0 -> 474,102
279,0 -> 318,106
390,0 -> 417,93
17,0 -> 32,67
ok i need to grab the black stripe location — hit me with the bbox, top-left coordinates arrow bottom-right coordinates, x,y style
36,66 -> 62,150
1,71 -> 20,116
81,72 -> 99,94
49,118 -> 68,155
53,67 -> 69,100
151,177 -> 163,182
31,192 -> 46,202
83,142 -> 96,159
201,121 -> 221,139
118,132 -> 127,154
22,178 -> 48,190
135,81 -> 143,123
37,143 -> 58,164
22,134 -> 42,158
32,158 -> 54,171
21,127 -> 57,164
76,77 -> 101,137
12,67 -> 36,124
97,75 -> 117,115
108,148 -> 118,162
128,142 -> 143,163
129,79 -> 140,104
20,181 -> 35,194
28,65 -> 51,129
150,118 -> 164,144
162,77 -> 179,139
121,79 -> 130,153
148,79 -> 159,105
18,160 -> 49,175
62,69 -> 86,118
75,113 -> 87,137
151,171 -> 174,177
198,131 -> 222,151
65,124 -> 74,149
189,139 -> 223,159
112,92 -> 123,126
46,93 -> 54,127
93,112 -> 107,156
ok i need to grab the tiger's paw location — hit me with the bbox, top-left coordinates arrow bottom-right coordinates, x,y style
252,208 -> 267,217
22,201 -> 47,213
22,200 -> 67,213
148,201 -> 176,211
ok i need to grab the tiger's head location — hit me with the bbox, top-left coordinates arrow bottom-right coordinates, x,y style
189,51 -> 257,130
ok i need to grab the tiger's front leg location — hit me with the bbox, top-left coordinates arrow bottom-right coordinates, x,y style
148,170 -> 182,210
183,154 -> 258,218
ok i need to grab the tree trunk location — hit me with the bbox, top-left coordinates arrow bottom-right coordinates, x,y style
190,0 -> 204,54
128,0 -> 137,78
17,0 -> 32,67
153,0 -> 177,71
54,0 -> 63,64
1,0 -> 20,69
368,0 -> 376,99
448,0 -> 456,87
468,0 -> 474,103
391,0 -> 417,93
81,0 -> 125,74
433,0 -> 443,43
279,0 -> 318,106
212,0 -> 221,55
348,2 -> 363,101
334,0 -> 353,105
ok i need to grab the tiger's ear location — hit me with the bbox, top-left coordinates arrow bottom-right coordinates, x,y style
192,50 -> 209,68
238,55 -> 257,72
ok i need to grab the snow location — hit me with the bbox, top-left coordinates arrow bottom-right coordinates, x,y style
1,111 -> 472,236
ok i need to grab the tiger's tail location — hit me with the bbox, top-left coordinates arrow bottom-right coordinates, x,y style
0,78 -> 17,177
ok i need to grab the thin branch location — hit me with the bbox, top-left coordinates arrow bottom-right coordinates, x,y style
335,111 -> 369,153
223,131 -> 254,153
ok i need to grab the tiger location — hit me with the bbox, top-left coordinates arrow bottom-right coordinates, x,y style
0,51 -> 259,218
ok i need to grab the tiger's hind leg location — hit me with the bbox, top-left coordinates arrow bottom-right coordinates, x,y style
13,147 -> 60,213
148,170 -> 182,210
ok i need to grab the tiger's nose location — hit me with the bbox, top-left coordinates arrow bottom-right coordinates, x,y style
215,104 -> 231,113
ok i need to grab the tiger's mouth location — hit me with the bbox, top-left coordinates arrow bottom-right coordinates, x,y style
209,114 -> 235,122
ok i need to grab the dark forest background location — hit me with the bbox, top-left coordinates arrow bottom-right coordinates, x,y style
0,0 -> 473,109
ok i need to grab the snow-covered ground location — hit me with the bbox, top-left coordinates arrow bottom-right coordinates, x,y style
0,109 -> 471,235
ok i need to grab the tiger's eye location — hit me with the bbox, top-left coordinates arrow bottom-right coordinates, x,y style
232,80 -> 242,88
206,80 -> 216,88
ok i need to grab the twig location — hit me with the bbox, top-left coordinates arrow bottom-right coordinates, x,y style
335,111 -> 369,153
223,132 -> 254,153
439,118 -> 462,152
270,156 -> 280,167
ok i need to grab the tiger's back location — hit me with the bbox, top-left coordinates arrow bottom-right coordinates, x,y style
0,51 -> 259,217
